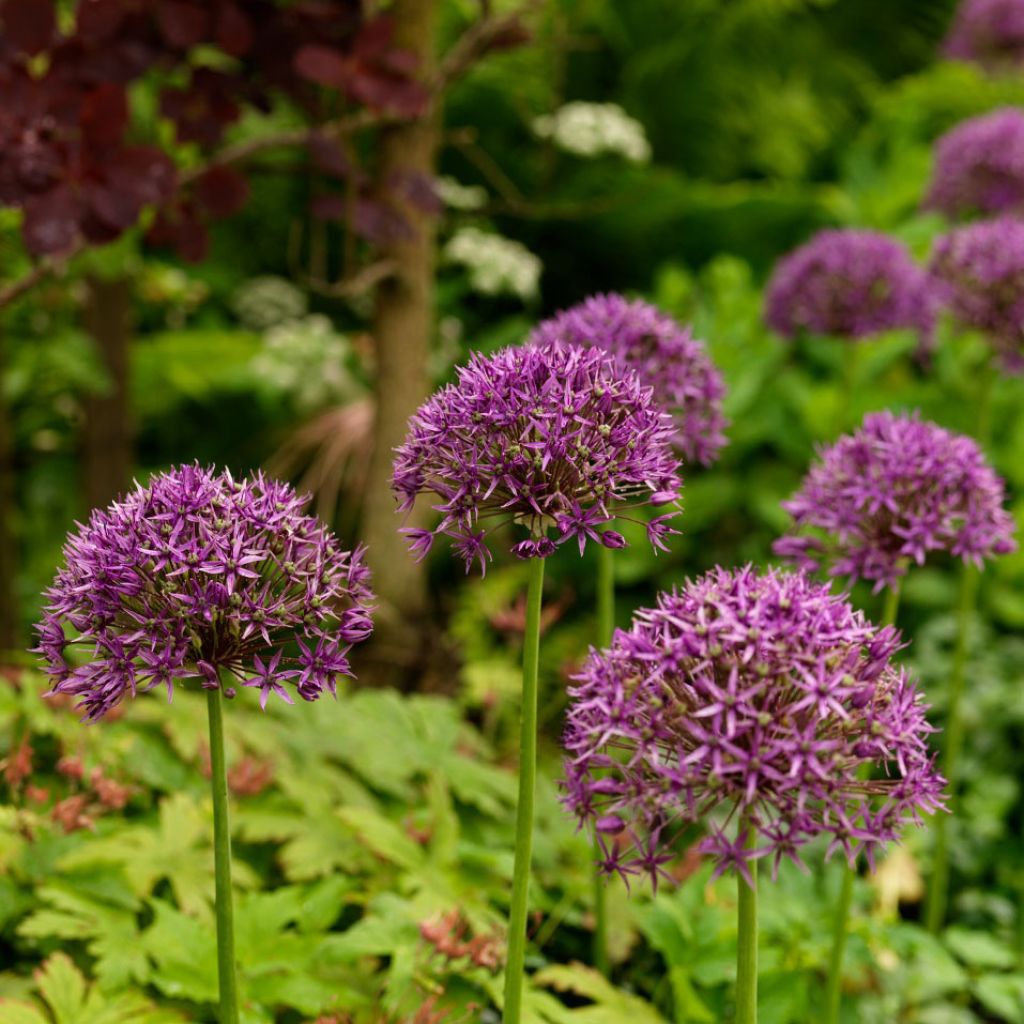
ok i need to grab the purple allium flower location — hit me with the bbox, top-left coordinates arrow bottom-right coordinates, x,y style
528,294 -> 728,465
925,109 -> 1024,219
561,566 -> 945,888
929,215 -> 1024,370
773,411 -> 1016,592
392,343 -> 683,572
944,0 -> 1024,70
764,229 -> 935,342
34,464 -> 374,721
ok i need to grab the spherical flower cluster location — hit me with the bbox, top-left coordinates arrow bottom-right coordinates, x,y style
528,293 -> 728,466
925,109 -> 1024,219
764,229 -> 935,342
774,411 -> 1016,591
35,464 -> 374,721
928,215 -> 1024,370
531,102 -> 652,164
392,343 -> 683,573
561,566 -> 945,887
944,0 -> 1024,70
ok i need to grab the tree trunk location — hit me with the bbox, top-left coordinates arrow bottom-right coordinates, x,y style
360,0 -> 440,685
82,277 -> 133,510
0,333 -> 18,653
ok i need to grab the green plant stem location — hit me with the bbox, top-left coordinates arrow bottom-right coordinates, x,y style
502,555 -> 545,1024
736,824 -> 758,1024
591,542 -> 615,977
824,578 -> 903,1024
207,685 -> 239,1024
925,562 -> 981,934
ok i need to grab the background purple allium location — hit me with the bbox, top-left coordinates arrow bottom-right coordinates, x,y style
528,293 -> 728,466
944,0 -> 1024,70
392,343 -> 683,573
929,215 -> 1024,370
35,464 -> 374,721
562,566 -> 944,887
773,410 -> 1016,591
925,108 -> 1024,218
764,229 -> 935,342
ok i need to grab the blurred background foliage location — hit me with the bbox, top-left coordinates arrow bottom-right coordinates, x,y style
6,0 -> 1024,1020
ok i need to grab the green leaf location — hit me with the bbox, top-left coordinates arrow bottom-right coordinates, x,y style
973,973 -> 1024,1023
945,928 -> 1017,971
0,1001 -> 49,1024
141,901 -> 218,1003
337,806 -> 426,872
35,953 -> 87,1024
534,962 -> 669,1022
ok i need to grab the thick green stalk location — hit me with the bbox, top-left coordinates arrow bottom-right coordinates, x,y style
925,563 -> 980,933
207,686 -> 239,1024
502,556 -> 545,1024
824,579 -> 903,1023
590,543 -> 615,976
736,826 -> 758,1024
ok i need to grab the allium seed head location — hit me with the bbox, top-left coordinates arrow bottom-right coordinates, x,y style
929,215 -> 1024,370
774,411 -> 1016,591
561,566 -> 945,888
528,293 -> 728,466
925,108 -> 1024,219
35,464 -> 374,721
764,229 -> 935,342
944,0 -> 1024,70
392,343 -> 683,572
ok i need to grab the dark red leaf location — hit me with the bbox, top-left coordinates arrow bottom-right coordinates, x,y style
390,170 -> 442,215
293,44 -> 349,88
174,214 -> 208,263
194,165 -> 250,218
215,4 -> 253,57
80,84 -> 129,148
308,134 -> 351,178
112,147 -> 177,206
310,193 -> 346,221
76,0 -> 125,45
146,199 -> 208,262
22,187 -> 79,255
156,0 -> 208,49
3,0 -> 56,55
348,70 -> 428,118
353,15 -> 395,59
83,180 -> 138,235
353,198 -> 411,245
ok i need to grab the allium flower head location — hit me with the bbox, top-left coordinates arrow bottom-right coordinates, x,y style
392,343 -> 683,572
561,566 -> 945,887
929,215 -> 1024,370
528,293 -> 728,466
35,464 -> 374,721
764,229 -> 935,342
925,109 -> 1024,218
944,0 -> 1024,70
774,411 -> 1016,592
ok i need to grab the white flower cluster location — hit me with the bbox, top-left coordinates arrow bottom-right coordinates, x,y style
436,176 -> 488,211
532,102 -> 651,164
444,227 -> 541,302
232,276 -> 309,331
250,314 -> 359,412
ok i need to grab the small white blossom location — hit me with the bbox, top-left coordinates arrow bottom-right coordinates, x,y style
250,314 -> 359,412
444,227 -> 541,301
436,176 -> 488,211
233,276 -> 309,331
532,102 -> 651,164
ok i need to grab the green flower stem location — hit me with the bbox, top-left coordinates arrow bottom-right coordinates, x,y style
502,555 -> 545,1024
591,542 -> 615,977
736,822 -> 758,1024
207,685 -> 239,1024
925,561 -> 981,933
824,577 -> 903,1024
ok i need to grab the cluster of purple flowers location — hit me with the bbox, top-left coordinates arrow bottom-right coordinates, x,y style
562,566 -> 945,887
944,0 -> 1024,70
392,343 -> 683,573
925,109 -> 1024,219
528,293 -> 728,466
929,215 -> 1024,370
764,229 -> 935,343
774,411 -> 1016,591
35,464 -> 374,721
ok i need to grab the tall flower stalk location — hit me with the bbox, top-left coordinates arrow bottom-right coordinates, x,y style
562,567 -> 945,1024
393,342 -> 682,1022
33,465 -> 375,1024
